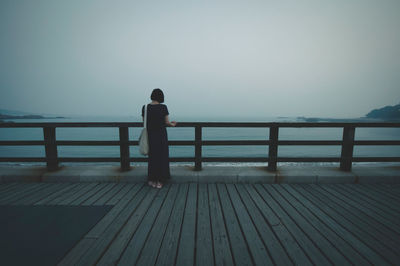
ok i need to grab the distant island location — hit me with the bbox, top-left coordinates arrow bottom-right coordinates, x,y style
366,103 -> 400,120
0,114 -> 65,119
0,109 -> 66,123
296,116 -> 373,122
298,103 -> 400,122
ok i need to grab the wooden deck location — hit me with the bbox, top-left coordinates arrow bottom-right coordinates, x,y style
1,182 -> 399,265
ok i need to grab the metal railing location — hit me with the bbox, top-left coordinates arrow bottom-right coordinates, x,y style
0,122 -> 399,171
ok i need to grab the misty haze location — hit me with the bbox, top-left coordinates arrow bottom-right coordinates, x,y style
0,0 -> 399,120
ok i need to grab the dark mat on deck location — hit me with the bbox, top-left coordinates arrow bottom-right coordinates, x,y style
0,205 -> 113,266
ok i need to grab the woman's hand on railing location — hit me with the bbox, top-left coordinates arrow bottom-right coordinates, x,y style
165,115 -> 177,127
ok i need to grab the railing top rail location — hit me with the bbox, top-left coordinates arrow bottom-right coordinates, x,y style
0,122 -> 400,128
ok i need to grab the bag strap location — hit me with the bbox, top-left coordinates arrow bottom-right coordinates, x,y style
144,104 -> 148,129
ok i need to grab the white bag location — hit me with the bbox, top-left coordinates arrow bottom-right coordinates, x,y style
139,104 -> 149,155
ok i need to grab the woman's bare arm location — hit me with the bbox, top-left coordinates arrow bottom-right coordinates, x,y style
165,115 -> 177,127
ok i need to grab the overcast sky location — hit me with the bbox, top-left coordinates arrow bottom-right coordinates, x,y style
0,0 -> 399,119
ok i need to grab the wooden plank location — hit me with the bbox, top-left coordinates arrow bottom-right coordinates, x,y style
306,184 -> 400,248
279,184 -> 370,265
57,183 -> 99,205
0,183 -> 19,193
106,183 -> 134,205
194,184 -> 214,265
216,184 -> 254,266
321,185 -> 400,234
0,183 -> 49,204
11,183 -> 56,205
265,185 -> 350,265
361,184 -> 400,201
93,183 -> 126,205
298,185 -> 398,264
382,184 -> 400,194
81,183 -> 116,206
175,183 -> 198,266
0,183 -> 41,202
91,186 -> 159,265
115,185 -> 171,265
313,185 -> 400,247
34,183 -> 80,205
244,184 -> 311,265
380,184 -> 400,194
208,184 -> 234,266
226,184 -> 274,265
338,184 -> 400,215
84,184 -> 142,239
0,183 -> 31,201
47,183 -> 89,205
59,184 -> 144,266
57,238 -> 97,266
156,184 -> 189,266
12,183 -> 66,205
254,184 -> 330,265
135,185 -> 180,266
69,183 -> 108,206
237,184 -> 293,265
361,184 -> 400,202
357,185 -> 400,210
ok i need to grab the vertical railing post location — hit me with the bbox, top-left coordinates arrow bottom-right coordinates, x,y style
195,125 -> 202,171
340,126 -> 355,171
43,126 -> 58,171
119,126 -> 130,171
268,125 -> 279,171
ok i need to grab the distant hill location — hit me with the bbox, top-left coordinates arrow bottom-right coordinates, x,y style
0,108 -> 65,121
0,114 -> 46,119
366,103 -> 400,120
0,108 -> 35,116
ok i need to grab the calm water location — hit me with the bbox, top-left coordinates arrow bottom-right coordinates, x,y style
1,115 -> 399,166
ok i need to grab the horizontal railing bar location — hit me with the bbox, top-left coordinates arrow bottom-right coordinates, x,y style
1,157 -> 399,163
1,140 -> 399,146
202,157 -> 268,162
0,122 -> 142,128
59,157 -> 196,162
56,140 -> 195,146
57,141 -> 120,145
164,141 -> 195,145
132,157 -> 195,162
353,140 -> 400,145
1,122 -> 400,128
0,157 -> 46,162
59,157 -> 121,162
352,157 -> 400,162
274,123 -> 400,128
278,140 -> 342,145
202,140 -> 269,145
0,141 -> 44,145
277,157 -> 341,162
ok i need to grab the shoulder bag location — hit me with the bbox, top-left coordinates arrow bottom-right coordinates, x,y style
139,104 -> 149,155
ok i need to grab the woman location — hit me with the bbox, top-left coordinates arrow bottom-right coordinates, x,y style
142,88 -> 177,188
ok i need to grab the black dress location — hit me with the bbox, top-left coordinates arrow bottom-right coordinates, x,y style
142,104 -> 171,182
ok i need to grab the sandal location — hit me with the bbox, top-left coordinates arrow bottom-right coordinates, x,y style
156,182 -> 163,189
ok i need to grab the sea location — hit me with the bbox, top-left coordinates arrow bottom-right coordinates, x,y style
1,115 -> 399,167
